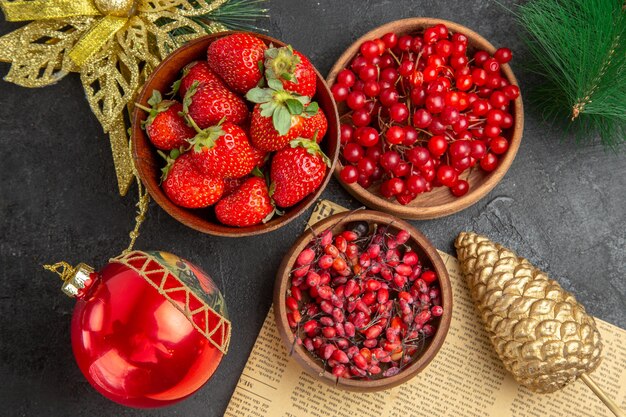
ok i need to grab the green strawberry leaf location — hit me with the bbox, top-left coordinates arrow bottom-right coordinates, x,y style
182,81 -> 199,114
294,95 -> 311,106
251,166 -> 265,179
260,101 -> 278,118
290,138 -> 332,167
273,106 -> 292,136
246,87 -> 274,104
281,72 -> 296,82
169,79 -> 182,97
267,78 -> 284,91
188,124 -> 224,153
285,98 -> 304,115
158,149 -> 180,183
304,101 -> 319,116
147,90 -> 162,107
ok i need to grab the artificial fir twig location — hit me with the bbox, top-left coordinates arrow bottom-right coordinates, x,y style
516,0 -> 626,149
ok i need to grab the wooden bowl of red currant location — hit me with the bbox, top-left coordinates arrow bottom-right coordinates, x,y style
274,210 -> 452,391
328,18 -> 523,220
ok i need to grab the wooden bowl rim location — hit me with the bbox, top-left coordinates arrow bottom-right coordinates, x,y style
327,17 -> 524,220
273,210 -> 453,391
131,32 -> 340,237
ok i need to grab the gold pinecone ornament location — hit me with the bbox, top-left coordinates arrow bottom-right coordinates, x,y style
455,231 -> 602,393
455,232 -> 625,417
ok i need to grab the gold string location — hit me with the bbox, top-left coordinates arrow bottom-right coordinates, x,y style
43,262 -> 77,282
123,140 -> 150,255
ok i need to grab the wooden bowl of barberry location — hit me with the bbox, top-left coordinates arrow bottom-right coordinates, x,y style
131,32 -> 340,236
327,18 -> 523,220
273,210 -> 452,391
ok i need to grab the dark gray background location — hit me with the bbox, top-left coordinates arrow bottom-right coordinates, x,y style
1,0 -> 624,416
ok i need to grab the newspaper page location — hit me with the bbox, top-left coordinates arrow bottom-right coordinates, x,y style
225,200 -> 626,417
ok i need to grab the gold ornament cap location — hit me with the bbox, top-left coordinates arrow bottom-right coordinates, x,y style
94,0 -> 137,17
60,263 -> 95,298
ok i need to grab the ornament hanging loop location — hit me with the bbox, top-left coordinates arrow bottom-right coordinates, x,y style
44,262 -> 95,298
43,261 -> 77,282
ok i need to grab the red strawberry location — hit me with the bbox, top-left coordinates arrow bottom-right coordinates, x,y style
207,33 -> 267,94
215,177 -> 274,227
161,151 -> 224,208
250,145 -> 268,167
249,104 -> 304,151
265,46 -> 317,97
188,122 -> 257,179
300,104 -> 328,143
183,81 -> 249,129
175,61 -> 224,98
271,139 -> 331,208
223,177 -> 246,196
137,91 -> 195,150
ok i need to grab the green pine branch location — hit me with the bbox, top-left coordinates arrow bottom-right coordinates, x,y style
517,0 -> 626,150
193,0 -> 269,32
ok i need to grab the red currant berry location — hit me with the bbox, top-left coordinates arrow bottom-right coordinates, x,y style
490,136 -> 509,155
425,93 -> 445,113
452,33 -> 468,45
406,174 -> 427,194
449,140 -> 471,160
340,165 -> 359,184
474,50 -> 490,66
363,80 -> 381,97
343,142 -> 364,163
387,177 -> 405,195
360,40 -> 381,59
456,74 -> 473,91
331,83 -> 349,101
470,140 -> 487,159
480,152 -> 499,171
502,85 -> 520,100
407,146 -> 430,166
386,126 -> 406,145
412,108 -> 433,128
380,151 -> 401,171
347,91 -> 367,110
489,91 -> 508,107
428,135 -> 448,156
355,127 -> 379,147
440,106 -> 460,125
403,126 -> 419,146
397,35 -> 413,51
450,179 -> 469,197
358,64 -> 378,81
340,124 -> 354,144
483,58 -> 500,73
365,145 -> 382,162
398,60 -> 415,77
352,109 -> 371,127
437,165 -> 458,187
390,103 -> 409,122
410,87 -> 427,105
382,32 -> 398,49
494,47 -> 512,64
449,54 -> 468,69
433,23 -> 448,39
357,157 -> 376,177
436,39 -> 453,57
380,88 -> 399,107
337,69 -> 356,87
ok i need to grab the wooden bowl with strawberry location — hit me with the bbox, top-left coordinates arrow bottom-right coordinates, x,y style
132,32 -> 340,236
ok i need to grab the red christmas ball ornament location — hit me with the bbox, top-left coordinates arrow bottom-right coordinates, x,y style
55,251 -> 231,408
